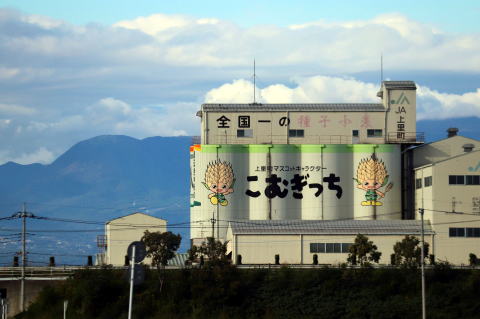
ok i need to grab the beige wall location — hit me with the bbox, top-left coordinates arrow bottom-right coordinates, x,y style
203,111 -> 387,145
106,213 -> 167,266
383,88 -> 417,143
200,86 -> 418,146
230,233 -> 432,265
414,151 -> 480,264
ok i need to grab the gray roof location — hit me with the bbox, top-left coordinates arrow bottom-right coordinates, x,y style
382,81 -> 416,90
229,219 -> 433,235
201,103 -> 385,112
168,253 -> 189,266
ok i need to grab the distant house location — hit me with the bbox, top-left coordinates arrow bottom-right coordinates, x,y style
97,212 -> 167,266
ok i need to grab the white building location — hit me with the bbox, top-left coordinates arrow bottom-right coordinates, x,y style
100,212 -> 167,266
413,130 -> 480,264
191,81 -> 422,245
226,219 -> 434,265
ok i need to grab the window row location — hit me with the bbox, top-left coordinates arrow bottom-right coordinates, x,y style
237,129 -> 383,139
416,176 -> 433,189
449,175 -> 480,185
449,227 -> 480,238
310,243 -> 352,253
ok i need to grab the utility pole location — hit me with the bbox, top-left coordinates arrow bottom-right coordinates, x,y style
210,212 -> 216,240
20,203 -> 26,313
11,203 -> 35,313
420,208 -> 426,319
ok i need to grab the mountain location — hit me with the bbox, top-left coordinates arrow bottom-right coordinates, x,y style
418,117 -> 480,142
0,135 -> 192,264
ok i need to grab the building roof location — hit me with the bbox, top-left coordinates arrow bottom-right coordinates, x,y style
106,212 -> 166,224
382,81 -> 417,90
413,135 -> 480,150
414,149 -> 480,170
201,103 -> 385,112
167,253 -> 189,267
228,219 -> 433,235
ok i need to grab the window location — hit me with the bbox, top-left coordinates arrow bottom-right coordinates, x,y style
352,130 -> 359,137
237,129 -> 253,138
449,175 -> 465,185
416,178 -> 422,189
424,176 -> 432,187
333,243 -> 341,253
326,243 -> 334,253
311,243 -> 351,253
466,228 -> 480,237
466,175 -> 480,185
289,129 -> 304,138
341,243 -> 352,253
309,243 -> 326,253
367,129 -> 383,137
449,227 -> 465,237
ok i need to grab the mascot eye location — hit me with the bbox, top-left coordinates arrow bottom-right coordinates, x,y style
374,182 -> 379,186
222,185 -> 227,189
364,182 -> 369,186
212,185 -> 217,189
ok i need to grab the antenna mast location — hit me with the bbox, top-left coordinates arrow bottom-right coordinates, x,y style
380,53 -> 383,83
253,59 -> 256,104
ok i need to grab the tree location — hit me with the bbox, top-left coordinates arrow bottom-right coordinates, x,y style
188,237 -> 230,268
469,253 -> 479,266
347,234 -> 382,266
141,230 -> 181,292
392,235 -> 429,268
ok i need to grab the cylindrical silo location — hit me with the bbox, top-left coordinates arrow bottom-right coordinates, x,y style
298,144 -> 324,220
270,145 -> 302,220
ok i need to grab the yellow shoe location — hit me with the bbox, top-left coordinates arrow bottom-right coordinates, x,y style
210,197 -> 218,205
220,200 -> 228,206
361,201 -> 371,206
374,201 -> 383,206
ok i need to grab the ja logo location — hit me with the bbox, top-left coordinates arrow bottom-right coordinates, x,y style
390,92 -> 410,105
468,161 -> 480,172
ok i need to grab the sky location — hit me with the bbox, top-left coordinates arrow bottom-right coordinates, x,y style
0,0 -> 479,164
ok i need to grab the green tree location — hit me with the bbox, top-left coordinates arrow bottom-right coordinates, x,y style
469,253 -> 479,266
141,230 -> 181,292
347,234 -> 382,266
392,235 -> 429,268
188,237 -> 230,267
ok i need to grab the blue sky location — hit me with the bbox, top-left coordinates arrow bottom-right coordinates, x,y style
1,0 -> 479,32
0,1 -> 479,165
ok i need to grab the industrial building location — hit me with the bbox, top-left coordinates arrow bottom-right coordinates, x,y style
413,130 -> 480,264
97,212 -> 167,266
190,80 -> 480,265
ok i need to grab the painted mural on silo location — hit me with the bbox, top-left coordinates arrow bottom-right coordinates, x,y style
190,144 -> 402,241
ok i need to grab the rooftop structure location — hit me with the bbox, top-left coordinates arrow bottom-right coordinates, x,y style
196,81 -> 422,145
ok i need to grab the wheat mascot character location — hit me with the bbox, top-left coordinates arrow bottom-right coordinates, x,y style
203,160 -> 235,206
354,155 -> 393,206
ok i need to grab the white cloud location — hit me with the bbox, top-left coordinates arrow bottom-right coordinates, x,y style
108,12 -> 480,71
0,103 -> 36,115
9,147 -> 55,164
114,14 -> 191,36
0,9 -> 479,165
417,87 -> 480,120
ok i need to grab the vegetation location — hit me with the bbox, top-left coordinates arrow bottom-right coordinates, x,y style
17,266 -> 480,319
392,235 -> 430,268
188,237 -> 230,268
469,253 -> 479,266
347,234 -> 381,266
141,231 -> 182,292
